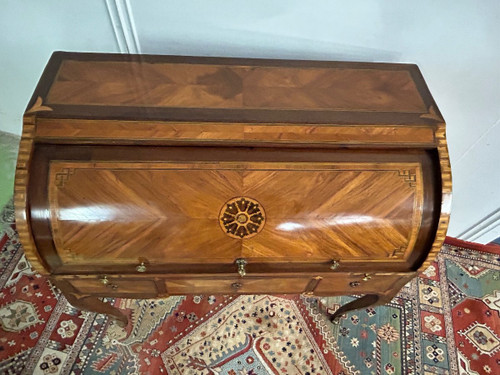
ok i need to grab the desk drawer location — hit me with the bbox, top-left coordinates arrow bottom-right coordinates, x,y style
68,277 -> 158,297
64,272 -> 413,297
313,273 -> 411,295
165,277 -> 313,294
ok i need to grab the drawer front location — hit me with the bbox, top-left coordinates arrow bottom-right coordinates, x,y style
38,146 -> 435,273
62,273 -> 414,297
165,277 -> 314,295
164,273 -> 412,296
69,278 -> 158,297
313,273 -> 410,295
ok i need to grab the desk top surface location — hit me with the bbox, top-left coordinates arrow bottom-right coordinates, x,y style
27,52 -> 441,125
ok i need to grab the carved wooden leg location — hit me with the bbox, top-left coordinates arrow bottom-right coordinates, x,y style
51,278 -> 128,327
328,294 -> 380,323
327,273 -> 416,323
64,293 -> 128,327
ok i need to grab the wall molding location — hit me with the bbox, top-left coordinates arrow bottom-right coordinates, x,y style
458,207 -> 500,243
105,0 -> 141,54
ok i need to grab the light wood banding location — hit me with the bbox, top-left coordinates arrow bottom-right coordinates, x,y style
35,118 -> 436,146
14,115 -> 50,274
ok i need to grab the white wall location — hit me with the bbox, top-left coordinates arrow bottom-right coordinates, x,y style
0,1 -> 119,135
1,0 -> 499,242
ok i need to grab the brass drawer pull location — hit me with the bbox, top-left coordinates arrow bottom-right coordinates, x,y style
362,273 -> 372,281
235,258 -> 247,277
330,260 -> 340,270
349,281 -> 361,288
136,262 -> 147,273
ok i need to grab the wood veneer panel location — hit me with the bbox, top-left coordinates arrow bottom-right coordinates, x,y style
28,52 -> 441,125
35,118 -> 436,146
48,160 -> 423,266
47,60 -> 426,113
29,145 -> 438,274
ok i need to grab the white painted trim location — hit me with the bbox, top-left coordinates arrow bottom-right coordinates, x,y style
104,0 -> 141,54
458,207 -> 500,243
104,0 -> 126,52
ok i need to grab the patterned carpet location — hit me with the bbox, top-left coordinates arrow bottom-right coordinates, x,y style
0,200 -> 499,375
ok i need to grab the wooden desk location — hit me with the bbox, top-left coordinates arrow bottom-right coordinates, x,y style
15,52 -> 451,325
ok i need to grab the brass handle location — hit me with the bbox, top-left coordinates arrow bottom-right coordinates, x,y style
235,258 -> 247,277
330,260 -> 340,270
349,281 -> 361,288
136,262 -> 147,273
100,276 -> 109,285
362,273 -> 372,281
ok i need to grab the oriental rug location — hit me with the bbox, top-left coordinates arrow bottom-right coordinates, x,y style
0,201 -> 499,375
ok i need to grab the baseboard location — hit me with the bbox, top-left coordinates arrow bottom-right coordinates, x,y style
456,207 -> 500,244
445,236 -> 500,254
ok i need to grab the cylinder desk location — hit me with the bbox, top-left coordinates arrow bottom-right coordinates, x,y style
15,52 -> 451,325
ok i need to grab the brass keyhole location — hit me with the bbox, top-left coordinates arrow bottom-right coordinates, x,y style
231,282 -> 243,290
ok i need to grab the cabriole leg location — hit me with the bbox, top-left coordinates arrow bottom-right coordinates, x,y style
328,294 -> 380,323
51,279 -> 128,327
64,293 -> 128,327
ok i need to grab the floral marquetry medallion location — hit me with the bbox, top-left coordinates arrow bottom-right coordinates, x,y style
219,197 -> 266,239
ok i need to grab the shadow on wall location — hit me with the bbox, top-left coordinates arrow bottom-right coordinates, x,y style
0,131 -> 20,212
139,34 -> 402,62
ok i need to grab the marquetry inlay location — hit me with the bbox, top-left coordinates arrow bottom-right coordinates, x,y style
219,197 -> 266,239
25,96 -> 53,114
390,246 -> 407,258
55,168 -> 75,187
398,169 -> 417,187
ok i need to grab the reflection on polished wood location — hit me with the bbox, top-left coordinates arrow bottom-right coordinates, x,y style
47,60 -> 426,112
48,161 -> 423,266
15,52 -> 451,323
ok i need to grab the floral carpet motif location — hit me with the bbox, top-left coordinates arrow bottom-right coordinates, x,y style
0,201 -> 499,374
